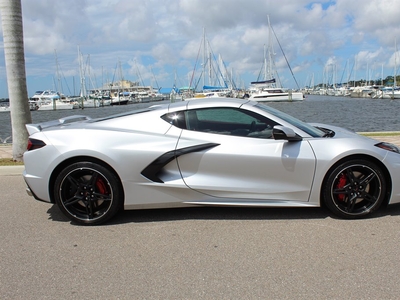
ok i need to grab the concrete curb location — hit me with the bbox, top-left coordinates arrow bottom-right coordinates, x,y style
0,165 -> 24,176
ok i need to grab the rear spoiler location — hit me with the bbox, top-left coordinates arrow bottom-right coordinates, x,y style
25,115 -> 92,135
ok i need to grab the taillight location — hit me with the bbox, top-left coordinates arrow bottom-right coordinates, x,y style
27,138 -> 46,151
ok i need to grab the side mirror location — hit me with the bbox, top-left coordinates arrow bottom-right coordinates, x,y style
272,125 -> 302,141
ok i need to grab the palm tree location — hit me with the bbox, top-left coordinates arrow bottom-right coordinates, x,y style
0,0 -> 32,161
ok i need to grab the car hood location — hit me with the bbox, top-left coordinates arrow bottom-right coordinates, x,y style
306,122 -> 395,160
309,123 -> 369,139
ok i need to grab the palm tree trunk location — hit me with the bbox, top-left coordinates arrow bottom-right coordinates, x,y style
0,0 -> 32,161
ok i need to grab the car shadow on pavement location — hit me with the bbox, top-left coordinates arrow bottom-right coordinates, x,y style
114,204 -> 400,225
46,203 -> 400,226
46,205 -> 70,223
115,207 -> 330,224
46,204 -> 330,225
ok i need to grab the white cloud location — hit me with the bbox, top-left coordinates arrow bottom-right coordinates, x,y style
0,0 -> 399,96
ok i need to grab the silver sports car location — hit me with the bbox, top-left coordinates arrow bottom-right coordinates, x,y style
23,98 -> 400,225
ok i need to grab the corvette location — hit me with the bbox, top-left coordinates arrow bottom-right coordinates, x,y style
23,98 -> 400,225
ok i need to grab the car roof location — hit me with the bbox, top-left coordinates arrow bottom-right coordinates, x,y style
163,97 -> 255,112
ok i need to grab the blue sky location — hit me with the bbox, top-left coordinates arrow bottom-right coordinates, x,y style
0,0 -> 399,98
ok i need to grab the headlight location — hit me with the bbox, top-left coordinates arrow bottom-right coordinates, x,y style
375,142 -> 400,154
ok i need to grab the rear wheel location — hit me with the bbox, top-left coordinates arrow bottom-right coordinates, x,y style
54,162 -> 123,225
323,159 -> 386,218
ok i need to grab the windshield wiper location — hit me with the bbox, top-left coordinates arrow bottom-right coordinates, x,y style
316,126 -> 335,138
323,130 -> 335,137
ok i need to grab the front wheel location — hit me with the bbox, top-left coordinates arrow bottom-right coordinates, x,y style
323,159 -> 386,219
54,162 -> 123,225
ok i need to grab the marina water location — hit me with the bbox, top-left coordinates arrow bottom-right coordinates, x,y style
1,94 -> 400,143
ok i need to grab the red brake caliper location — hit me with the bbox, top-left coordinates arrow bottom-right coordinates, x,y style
96,178 -> 108,195
336,173 -> 347,201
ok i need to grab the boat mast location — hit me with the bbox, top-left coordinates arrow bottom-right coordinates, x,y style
267,15 -> 273,83
354,55 -> 357,87
78,46 -> 86,100
203,27 -> 206,89
263,44 -> 267,81
394,39 -> 397,89
54,49 -> 62,95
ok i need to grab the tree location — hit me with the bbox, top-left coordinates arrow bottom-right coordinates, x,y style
0,0 -> 31,161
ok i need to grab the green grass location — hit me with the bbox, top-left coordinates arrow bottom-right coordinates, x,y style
0,158 -> 24,166
358,131 -> 400,137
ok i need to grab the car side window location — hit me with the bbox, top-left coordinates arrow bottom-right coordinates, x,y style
161,111 -> 186,129
184,108 -> 278,139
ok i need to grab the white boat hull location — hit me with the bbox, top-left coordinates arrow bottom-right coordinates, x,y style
0,106 -> 10,112
249,91 -> 304,102
38,101 -> 74,111
382,91 -> 400,99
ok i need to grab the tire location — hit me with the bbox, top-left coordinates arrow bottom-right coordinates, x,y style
54,161 -> 123,225
323,159 -> 386,219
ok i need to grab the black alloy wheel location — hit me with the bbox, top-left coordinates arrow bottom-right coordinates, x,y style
54,162 -> 123,225
323,159 -> 386,218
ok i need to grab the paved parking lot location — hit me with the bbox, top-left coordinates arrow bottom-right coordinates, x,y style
2,133 -> 400,298
1,175 -> 400,299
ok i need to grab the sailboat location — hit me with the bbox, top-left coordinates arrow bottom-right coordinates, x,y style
382,40 -> 400,99
74,47 -> 111,108
188,28 -> 237,99
249,16 -> 304,102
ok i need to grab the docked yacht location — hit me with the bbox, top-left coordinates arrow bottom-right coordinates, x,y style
249,82 -> 304,102
0,105 -> 10,112
37,100 -> 74,111
30,90 -> 60,101
381,87 -> 400,99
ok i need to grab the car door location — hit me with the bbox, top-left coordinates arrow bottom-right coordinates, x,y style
175,107 -> 316,202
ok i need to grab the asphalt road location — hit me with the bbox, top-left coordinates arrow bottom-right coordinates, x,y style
2,174 -> 400,299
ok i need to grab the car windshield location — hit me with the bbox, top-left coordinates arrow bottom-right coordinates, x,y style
255,103 -> 325,137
